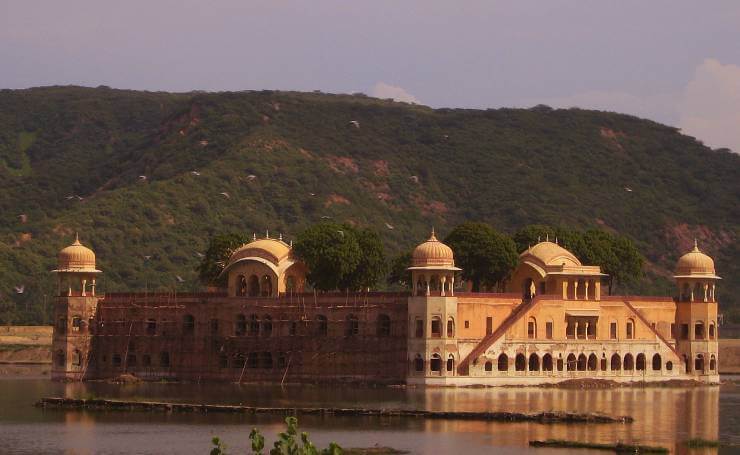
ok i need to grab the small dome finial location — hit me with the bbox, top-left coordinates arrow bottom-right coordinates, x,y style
73,232 -> 81,245
693,238 -> 699,252
546,233 -> 549,242
266,229 -> 270,239
279,233 -> 283,241
428,227 -> 438,241
252,233 -> 257,241
555,236 -> 559,245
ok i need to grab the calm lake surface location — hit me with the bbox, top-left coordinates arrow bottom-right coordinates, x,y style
1,377 -> 738,454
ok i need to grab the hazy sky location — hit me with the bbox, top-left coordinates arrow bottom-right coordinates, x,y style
2,1 -> 739,152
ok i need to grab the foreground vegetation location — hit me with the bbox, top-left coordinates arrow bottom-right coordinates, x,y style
0,86 -> 738,324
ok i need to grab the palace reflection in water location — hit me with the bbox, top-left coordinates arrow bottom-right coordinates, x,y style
5,380 -> 718,454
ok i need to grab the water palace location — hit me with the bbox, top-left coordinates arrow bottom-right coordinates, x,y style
51,230 -> 721,385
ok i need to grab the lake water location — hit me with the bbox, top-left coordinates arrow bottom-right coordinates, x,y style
0,377 -> 738,454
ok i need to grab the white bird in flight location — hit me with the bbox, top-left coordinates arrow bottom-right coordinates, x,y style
195,252 -> 205,258
143,255 -> 152,260
349,120 -> 360,128
624,187 -> 633,192
14,285 -> 25,294
175,275 -> 185,283
18,214 -> 27,223
246,175 -> 257,181
385,223 -> 394,230
219,192 -> 230,199
191,171 -> 201,176
138,175 -> 147,181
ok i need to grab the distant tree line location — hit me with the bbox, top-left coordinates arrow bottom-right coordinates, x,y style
198,222 -> 643,295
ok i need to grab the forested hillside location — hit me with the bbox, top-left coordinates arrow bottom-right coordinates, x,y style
0,86 -> 738,324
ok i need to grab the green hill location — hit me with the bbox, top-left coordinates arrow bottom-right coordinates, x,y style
0,86 -> 738,324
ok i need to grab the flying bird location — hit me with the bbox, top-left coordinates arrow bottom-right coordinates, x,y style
76,195 -> 84,201
624,187 -> 633,192
336,230 -> 344,238
65,195 -> 74,200
138,175 -> 147,181
191,171 -> 201,176
309,192 -> 316,196
219,192 -> 230,199
349,120 -> 360,128
175,275 -> 185,283
246,175 -> 257,181
18,214 -> 27,223
320,215 -> 332,219
409,175 -> 419,184
14,285 -> 24,294
195,252 -> 205,258
143,255 -> 152,260
385,222 -> 394,230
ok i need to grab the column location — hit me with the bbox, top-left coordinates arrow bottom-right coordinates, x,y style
425,275 -> 430,297
585,281 -> 590,300
703,283 -> 708,302
440,276 -> 447,297
585,322 -> 589,340
450,275 -> 455,296
562,280 -> 568,299
81,279 -> 87,297
91,278 -> 96,297
595,282 -> 601,300
573,280 -> 579,300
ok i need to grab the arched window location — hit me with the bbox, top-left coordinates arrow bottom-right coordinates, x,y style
577,354 -> 587,371
693,283 -> 702,301
377,314 -> 391,337
543,354 -> 553,371
71,315 -> 82,332
261,275 -> 273,297
416,278 -> 424,296
446,355 -> 455,372
316,315 -> 328,336
248,275 -> 260,297
232,353 -> 245,369
695,321 -> 705,340
71,350 -> 82,367
431,316 -> 442,338
624,353 -> 634,371
498,354 -> 509,371
695,354 -> 704,372
430,353 -> 442,372
447,317 -> 455,338
611,353 -> 621,371
248,314 -> 260,336
567,353 -> 577,371
414,354 -> 424,372
485,361 -> 493,372
587,353 -> 598,371
260,352 -> 273,369
636,353 -> 646,371
666,361 -> 673,371
235,314 -> 247,336
429,275 -> 439,292
55,349 -> 66,367
262,315 -> 273,337
709,323 -> 716,339
528,353 -> 540,372
247,352 -> 259,369
146,318 -> 157,335
527,317 -> 537,339
345,314 -> 359,337
159,352 -> 170,367
652,353 -> 662,371
237,275 -> 247,296
515,353 -> 526,371
286,275 -> 296,293
710,355 -> 716,371
626,319 -> 635,339
182,314 -> 195,335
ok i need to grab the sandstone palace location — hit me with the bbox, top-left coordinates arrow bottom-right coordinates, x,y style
51,230 -> 721,385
